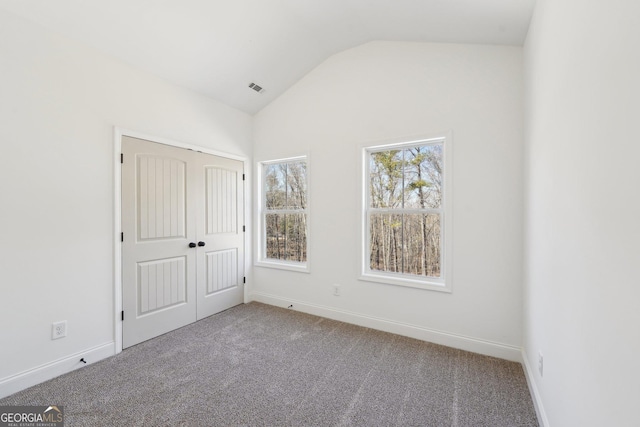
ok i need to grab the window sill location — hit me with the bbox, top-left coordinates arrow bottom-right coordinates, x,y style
359,272 -> 451,293
255,260 -> 310,274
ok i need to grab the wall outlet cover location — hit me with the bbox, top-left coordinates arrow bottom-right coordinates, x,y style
52,321 -> 67,340
538,351 -> 544,377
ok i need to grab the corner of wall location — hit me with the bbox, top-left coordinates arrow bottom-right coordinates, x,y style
521,349 -> 550,427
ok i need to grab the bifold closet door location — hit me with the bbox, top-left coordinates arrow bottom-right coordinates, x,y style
121,136 -> 244,348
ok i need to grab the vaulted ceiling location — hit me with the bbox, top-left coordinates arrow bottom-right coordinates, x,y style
0,0 -> 535,114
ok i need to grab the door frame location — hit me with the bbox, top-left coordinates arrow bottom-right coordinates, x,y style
113,127 -> 249,354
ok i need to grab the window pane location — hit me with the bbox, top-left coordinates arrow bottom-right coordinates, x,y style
265,213 -> 286,260
286,161 -> 307,209
404,145 -> 442,209
370,150 -> 403,208
402,214 -> 441,278
265,213 -> 307,262
265,164 -> 286,209
369,213 -> 403,273
284,213 -> 307,262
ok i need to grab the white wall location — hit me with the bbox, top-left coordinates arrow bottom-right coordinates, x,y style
0,9 -> 251,396
253,41 -> 524,359
523,0 -> 640,425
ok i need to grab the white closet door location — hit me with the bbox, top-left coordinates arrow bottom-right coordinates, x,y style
122,136 -> 245,348
121,136 -> 197,348
195,154 -> 244,319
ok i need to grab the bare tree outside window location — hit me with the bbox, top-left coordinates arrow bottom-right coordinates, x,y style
368,143 -> 443,278
262,159 -> 307,263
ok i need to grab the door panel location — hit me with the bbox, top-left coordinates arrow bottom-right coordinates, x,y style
122,136 -> 244,348
137,155 -> 186,240
137,256 -> 187,314
206,167 -> 238,234
122,136 -> 197,348
196,156 -> 244,319
205,249 -> 238,294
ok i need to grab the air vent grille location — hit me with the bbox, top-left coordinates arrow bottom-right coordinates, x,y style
248,82 -> 264,93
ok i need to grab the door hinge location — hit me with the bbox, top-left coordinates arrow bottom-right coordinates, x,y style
121,232 -> 124,242
242,173 -> 245,181
120,153 -> 123,164
121,311 -> 124,321
243,225 -> 246,232
243,277 -> 246,284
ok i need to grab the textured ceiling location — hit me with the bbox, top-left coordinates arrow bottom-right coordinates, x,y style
0,0 -> 535,114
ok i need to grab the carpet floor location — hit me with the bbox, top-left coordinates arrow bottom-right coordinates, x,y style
0,302 -> 538,426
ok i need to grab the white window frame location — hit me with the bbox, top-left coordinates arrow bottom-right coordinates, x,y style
359,134 -> 452,292
256,156 -> 310,273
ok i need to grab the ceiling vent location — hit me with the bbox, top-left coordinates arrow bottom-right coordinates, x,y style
248,82 -> 264,93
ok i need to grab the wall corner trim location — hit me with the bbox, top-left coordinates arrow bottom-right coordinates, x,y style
521,348 -> 550,427
0,342 -> 115,399
250,291 -> 522,362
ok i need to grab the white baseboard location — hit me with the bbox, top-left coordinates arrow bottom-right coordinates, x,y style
521,349 -> 550,427
0,342 -> 115,399
250,292 -> 522,362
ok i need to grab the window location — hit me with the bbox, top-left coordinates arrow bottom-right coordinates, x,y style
362,136 -> 451,291
258,157 -> 308,271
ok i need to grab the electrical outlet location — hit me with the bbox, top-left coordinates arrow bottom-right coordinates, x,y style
538,352 -> 544,377
333,284 -> 341,296
52,321 -> 67,340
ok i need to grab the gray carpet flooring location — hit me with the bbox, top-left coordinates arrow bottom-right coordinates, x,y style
1,302 -> 538,426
